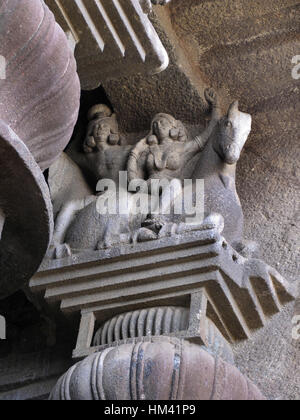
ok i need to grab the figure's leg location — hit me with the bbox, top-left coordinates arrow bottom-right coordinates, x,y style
51,195 -> 97,258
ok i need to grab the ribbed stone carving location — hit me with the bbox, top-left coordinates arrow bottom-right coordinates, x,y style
50,337 -> 265,400
0,122 -> 53,298
0,0 -> 80,171
0,0 -> 79,295
45,0 -> 169,89
93,307 -> 190,346
93,306 -> 234,364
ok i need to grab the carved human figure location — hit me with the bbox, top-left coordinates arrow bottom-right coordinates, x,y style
83,104 -> 131,185
51,105 -> 134,256
50,90 -> 254,257
127,88 -> 221,229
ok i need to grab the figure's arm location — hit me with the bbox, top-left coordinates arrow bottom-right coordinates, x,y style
83,121 -> 97,153
127,138 -> 148,183
185,88 -> 221,156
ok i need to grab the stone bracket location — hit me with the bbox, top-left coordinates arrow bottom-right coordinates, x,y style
73,288 -> 210,359
30,229 -> 296,359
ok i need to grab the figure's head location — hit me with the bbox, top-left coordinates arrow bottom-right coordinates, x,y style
216,101 -> 252,164
84,105 -> 121,152
150,113 -> 187,143
87,104 -> 112,122
96,114 -> 120,145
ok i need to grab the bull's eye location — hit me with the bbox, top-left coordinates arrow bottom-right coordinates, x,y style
225,120 -> 232,128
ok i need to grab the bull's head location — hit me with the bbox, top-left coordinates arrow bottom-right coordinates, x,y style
215,101 -> 252,165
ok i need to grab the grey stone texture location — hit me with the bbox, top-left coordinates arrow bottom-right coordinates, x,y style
0,122 -> 53,299
50,337 -> 265,400
45,0 -> 169,89
0,0 -> 80,297
97,0 -> 299,399
0,291 -> 76,400
30,230 -> 295,366
0,0 -> 80,171
1,0 -> 299,400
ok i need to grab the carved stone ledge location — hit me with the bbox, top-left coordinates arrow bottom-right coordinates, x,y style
30,229 -> 295,359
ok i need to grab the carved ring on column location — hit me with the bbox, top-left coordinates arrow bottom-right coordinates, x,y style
50,337 -> 266,400
0,0 -> 80,296
0,122 -> 53,299
0,0 -> 81,171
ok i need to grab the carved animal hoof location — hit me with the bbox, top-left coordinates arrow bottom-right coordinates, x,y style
142,217 -> 164,233
137,228 -> 158,242
55,244 -> 72,259
202,213 -> 225,233
174,214 -> 224,236
158,223 -> 178,238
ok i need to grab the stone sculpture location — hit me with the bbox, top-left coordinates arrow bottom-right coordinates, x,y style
49,89 -> 218,255
82,104 -> 131,184
42,86 -> 296,400
127,88 -> 221,232
129,98 -> 255,251
192,100 -> 252,247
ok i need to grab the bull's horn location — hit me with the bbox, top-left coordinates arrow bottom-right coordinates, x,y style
228,100 -> 239,118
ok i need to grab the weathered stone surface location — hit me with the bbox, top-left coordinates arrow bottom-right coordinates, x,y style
96,0 -> 300,399
30,229 -> 295,362
50,337 -> 265,400
0,122 -> 53,298
0,290 -> 75,400
0,348 -> 73,400
1,0 -> 298,401
93,307 -> 235,365
234,304 -> 300,401
49,153 -> 93,220
45,0 -> 169,90
0,0 -> 80,171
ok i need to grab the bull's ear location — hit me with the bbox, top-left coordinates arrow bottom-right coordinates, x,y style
228,100 -> 239,119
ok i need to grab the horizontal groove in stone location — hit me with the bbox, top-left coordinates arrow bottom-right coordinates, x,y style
44,256 -> 221,302
31,238 -> 221,291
